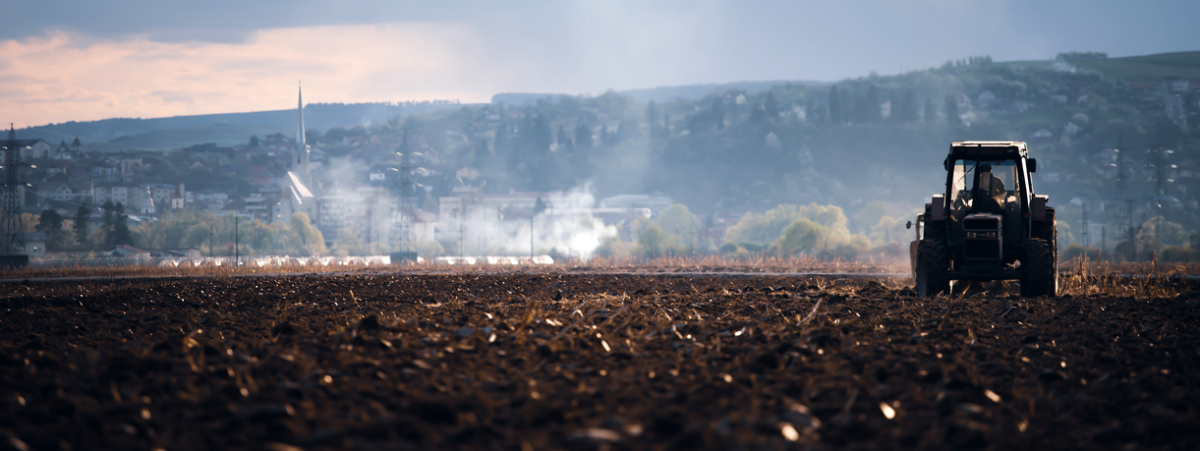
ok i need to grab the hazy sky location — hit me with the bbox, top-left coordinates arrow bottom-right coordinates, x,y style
3,0 -> 1196,127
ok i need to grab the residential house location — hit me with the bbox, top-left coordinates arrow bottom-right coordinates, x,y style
94,184 -> 133,206
14,232 -> 46,257
146,183 -> 181,207
219,198 -> 247,217
15,139 -> 51,160
193,189 -> 228,207
66,168 -> 90,180
247,166 -> 273,186
41,160 -> 69,176
37,180 -> 93,203
89,166 -> 120,181
117,157 -> 142,182
111,245 -> 150,258
243,193 -> 271,221
54,140 -> 73,160
1165,77 -> 1190,93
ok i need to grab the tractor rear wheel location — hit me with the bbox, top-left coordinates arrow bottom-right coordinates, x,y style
916,240 -> 950,298
1020,238 -> 1057,297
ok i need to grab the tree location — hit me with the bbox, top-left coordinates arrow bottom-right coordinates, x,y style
923,98 -> 938,124
868,216 -> 907,245
572,123 -> 593,178
864,85 -> 881,123
615,118 -> 640,143
112,202 -> 133,246
724,203 -> 851,245
1137,216 -> 1188,255
899,89 -> 918,123
574,123 -> 593,152
647,100 -> 660,129
73,202 -> 90,247
711,98 -> 726,130
100,200 -> 115,246
772,218 -> 832,256
474,136 -> 493,168
249,135 -> 260,147
496,124 -> 519,170
333,228 -> 364,257
35,209 -> 66,251
525,115 -> 552,160
763,92 -> 780,119
656,204 -> 700,246
829,85 -> 842,124
945,94 -> 962,126
647,101 -> 666,142
285,212 -> 328,256
887,91 -> 898,122
637,223 -> 667,259
556,125 -> 572,152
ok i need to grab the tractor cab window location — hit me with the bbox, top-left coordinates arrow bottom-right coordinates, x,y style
949,159 -> 1018,217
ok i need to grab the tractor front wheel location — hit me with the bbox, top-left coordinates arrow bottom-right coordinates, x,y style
916,240 -> 950,298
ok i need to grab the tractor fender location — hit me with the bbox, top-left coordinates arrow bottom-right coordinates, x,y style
909,240 -> 920,279
929,195 -> 945,221
1031,195 -> 1049,221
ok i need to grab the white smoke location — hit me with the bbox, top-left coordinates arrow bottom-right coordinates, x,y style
315,156 -> 392,249
314,154 -> 621,259
448,182 -> 619,260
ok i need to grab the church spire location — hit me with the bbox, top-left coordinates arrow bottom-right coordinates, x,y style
297,83 -> 305,147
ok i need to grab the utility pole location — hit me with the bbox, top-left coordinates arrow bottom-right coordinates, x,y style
235,216 -> 240,266
210,227 -> 213,257
1113,136 -> 1134,260
1082,203 -> 1089,248
1146,141 -> 1174,259
1,124 -> 33,264
1126,199 -> 1134,260
390,134 -> 416,256
459,222 -> 464,260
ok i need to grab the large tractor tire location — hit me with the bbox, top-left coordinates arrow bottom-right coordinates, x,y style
1032,209 -> 1058,263
916,240 -> 950,298
1020,238 -> 1058,297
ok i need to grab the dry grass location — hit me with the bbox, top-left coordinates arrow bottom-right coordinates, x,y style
1058,255 -> 1194,299
4,254 -> 1190,301
565,255 -> 908,274
0,255 -> 910,280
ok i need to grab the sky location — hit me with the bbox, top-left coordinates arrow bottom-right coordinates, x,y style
2,0 -> 1197,128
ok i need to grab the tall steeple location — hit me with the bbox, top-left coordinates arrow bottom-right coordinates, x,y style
296,83 -> 306,147
296,83 -> 310,181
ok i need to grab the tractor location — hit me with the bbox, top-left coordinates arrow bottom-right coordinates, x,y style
907,141 -> 1058,297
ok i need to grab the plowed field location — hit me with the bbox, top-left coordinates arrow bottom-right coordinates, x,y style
1,273 -> 1197,450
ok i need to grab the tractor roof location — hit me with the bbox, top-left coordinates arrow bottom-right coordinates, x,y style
948,141 -> 1028,159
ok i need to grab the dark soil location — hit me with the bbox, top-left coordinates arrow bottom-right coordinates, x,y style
1,273 -> 1197,450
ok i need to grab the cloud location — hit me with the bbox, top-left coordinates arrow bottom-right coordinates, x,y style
2,1 -> 1197,127
1,24 -> 500,127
